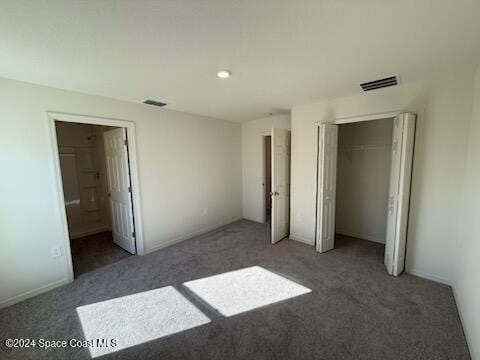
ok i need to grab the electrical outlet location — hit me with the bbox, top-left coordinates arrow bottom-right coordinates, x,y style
51,246 -> 62,258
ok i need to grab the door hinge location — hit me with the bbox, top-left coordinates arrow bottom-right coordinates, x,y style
132,231 -> 136,238
128,186 -> 132,193
124,139 -> 128,146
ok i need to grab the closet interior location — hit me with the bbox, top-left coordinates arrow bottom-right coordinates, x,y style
335,118 -> 394,248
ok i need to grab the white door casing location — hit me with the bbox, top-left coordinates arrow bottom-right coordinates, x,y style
316,124 -> 338,253
271,128 -> 291,244
104,128 -> 136,254
384,113 -> 416,276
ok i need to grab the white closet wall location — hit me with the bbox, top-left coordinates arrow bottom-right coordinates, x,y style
335,119 -> 393,243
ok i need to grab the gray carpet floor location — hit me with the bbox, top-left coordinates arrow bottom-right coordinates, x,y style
0,220 -> 470,360
70,231 -> 131,277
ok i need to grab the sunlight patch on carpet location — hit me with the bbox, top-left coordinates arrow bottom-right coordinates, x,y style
183,266 -> 311,317
76,286 -> 210,358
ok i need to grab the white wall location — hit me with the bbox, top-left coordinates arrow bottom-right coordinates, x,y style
290,70 -> 474,284
0,77 -> 242,308
336,119 -> 393,243
453,66 -> 480,359
241,114 -> 290,222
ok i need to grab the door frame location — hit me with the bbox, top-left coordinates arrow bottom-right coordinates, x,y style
47,111 -> 145,282
315,110 -> 414,255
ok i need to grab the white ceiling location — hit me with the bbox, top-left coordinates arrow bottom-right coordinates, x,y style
1,0 -> 480,122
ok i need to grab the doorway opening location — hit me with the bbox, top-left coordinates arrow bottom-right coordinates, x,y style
263,135 -> 272,223
334,118 -> 393,262
316,112 -> 416,276
49,113 -> 144,281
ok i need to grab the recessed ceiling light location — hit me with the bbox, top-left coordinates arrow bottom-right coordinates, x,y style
217,70 -> 231,79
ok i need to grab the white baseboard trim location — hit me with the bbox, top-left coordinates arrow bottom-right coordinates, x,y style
242,216 -> 264,224
145,217 -> 243,254
336,229 -> 385,244
289,234 -> 314,245
0,278 -> 70,310
406,268 -> 451,286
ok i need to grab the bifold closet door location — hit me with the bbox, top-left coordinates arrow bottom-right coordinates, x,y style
316,124 -> 338,253
384,113 -> 416,276
271,128 -> 291,244
104,128 -> 136,254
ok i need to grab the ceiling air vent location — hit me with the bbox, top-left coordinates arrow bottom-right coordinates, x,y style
360,75 -> 399,92
143,99 -> 167,107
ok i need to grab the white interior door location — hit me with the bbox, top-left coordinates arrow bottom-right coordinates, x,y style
104,128 -> 136,254
316,124 -> 338,253
271,128 -> 291,244
384,113 -> 416,276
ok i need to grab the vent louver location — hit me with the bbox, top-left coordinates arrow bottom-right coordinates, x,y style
360,75 -> 399,92
143,99 -> 167,107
